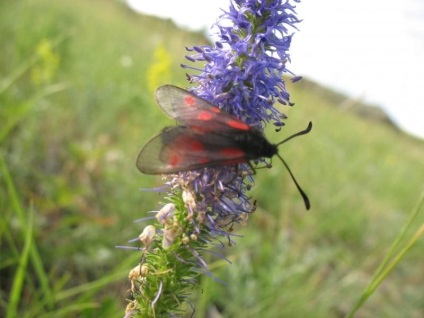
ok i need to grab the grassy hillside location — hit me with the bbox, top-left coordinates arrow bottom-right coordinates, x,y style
1,0 -> 423,317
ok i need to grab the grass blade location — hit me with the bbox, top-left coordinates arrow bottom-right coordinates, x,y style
347,191 -> 424,317
6,207 -> 34,318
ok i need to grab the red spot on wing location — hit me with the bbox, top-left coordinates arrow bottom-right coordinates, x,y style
197,111 -> 214,121
219,147 -> 247,168
210,107 -> 220,113
226,119 -> 250,131
166,137 -> 204,168
220,147 -> 245,158
184,95 -> 196,106
188,139 -> 204,151
169,154 -> 181,167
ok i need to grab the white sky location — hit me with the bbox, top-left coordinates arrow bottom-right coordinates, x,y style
127,0 -> 424,139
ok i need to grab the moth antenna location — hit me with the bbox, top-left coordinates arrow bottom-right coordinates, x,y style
276,121 -> 312,146
276,153 -> 310,210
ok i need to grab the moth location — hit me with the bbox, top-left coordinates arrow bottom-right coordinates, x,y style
136,85 -> 312,209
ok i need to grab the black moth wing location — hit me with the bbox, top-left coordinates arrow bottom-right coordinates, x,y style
155,85 -> 251,133
136,126 -> 254,174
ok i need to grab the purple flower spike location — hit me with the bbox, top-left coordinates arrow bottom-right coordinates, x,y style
128,1 -> 304,315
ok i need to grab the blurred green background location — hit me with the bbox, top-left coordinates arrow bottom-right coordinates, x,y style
1,0 -> 423,317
